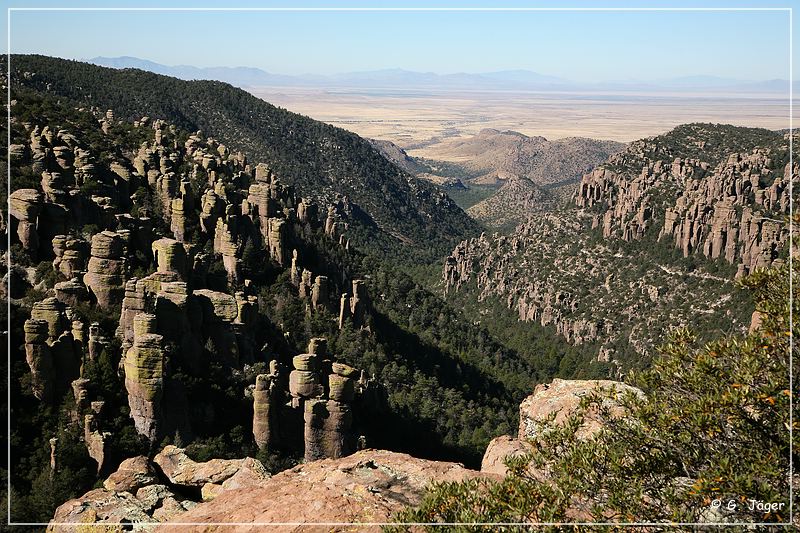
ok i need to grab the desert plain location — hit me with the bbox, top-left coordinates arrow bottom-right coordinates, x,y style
248,86 -> 792,156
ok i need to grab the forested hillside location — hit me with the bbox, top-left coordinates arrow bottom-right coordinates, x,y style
10,54 -> 480,262
5,62 -> 586,524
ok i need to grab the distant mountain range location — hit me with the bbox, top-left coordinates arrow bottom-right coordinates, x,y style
88,56 -> 795,94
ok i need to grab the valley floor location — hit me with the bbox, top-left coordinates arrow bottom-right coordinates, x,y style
248,86 -> 792,147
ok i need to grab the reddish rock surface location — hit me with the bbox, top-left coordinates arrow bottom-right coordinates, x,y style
156,449 -> 484,532
103,455 -> 157,492
154,445 -> 267,488
480,435 -> 533,477
481,378 -> 641,479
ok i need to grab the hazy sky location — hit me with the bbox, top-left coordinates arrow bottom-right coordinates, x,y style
4,0 -> 794,82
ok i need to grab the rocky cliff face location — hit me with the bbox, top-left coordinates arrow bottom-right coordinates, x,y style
575,127 -> 792,277
444,125 -> 793,366
443,214 -> 745,365
13,54 -> 481,261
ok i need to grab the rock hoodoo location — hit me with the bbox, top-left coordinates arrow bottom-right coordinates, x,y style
575,144 -> 791,276
23,297 -> 81,402
9,188 -> 43,259
123,313 -> 165,443
83,230 -> 127,310
253,338 -> 367,461
9,87 -> 425,533
52,234 -> 89,279
24,318 -> 55,402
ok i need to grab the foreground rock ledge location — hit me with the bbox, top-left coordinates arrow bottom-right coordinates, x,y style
155,449 -> 484,532
49,379 -> 637,530
48,449 -> 484,532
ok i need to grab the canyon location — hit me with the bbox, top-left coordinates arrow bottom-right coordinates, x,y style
5,55 -> 793,529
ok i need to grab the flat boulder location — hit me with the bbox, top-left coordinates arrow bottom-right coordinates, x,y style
48,488 -> 153,532
200,457 -> 270,501
193,289 -> 238,323
154,445 -> 266,489
9,188 -> 43,220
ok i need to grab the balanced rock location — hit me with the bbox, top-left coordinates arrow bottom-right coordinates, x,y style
328,372 -> 355,403
9,188 -> 42,258
24,318 -> 54,402
54,278 -> 89,307
52,235 -> 89,279
289,369 -> 322,400
152,238 -> 187,279
193,289 -> 238,323
30,297 -> 68,339
289,354 -> 323,400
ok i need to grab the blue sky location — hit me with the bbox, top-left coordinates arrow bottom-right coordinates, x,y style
3,0 -> 795,82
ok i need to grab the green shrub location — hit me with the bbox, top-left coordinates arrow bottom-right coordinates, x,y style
393,262 -> 794,528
